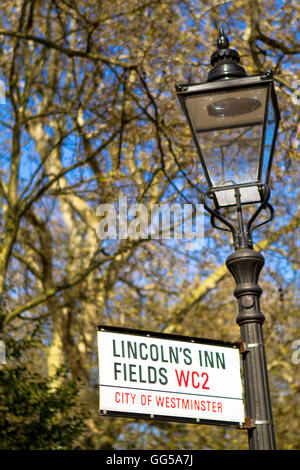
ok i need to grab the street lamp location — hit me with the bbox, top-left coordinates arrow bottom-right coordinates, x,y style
175,28 -> 280,450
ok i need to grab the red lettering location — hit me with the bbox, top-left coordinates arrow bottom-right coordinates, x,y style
191,371 -> 200,388
175,369 -> 210,389
175,369 -> 189,387
155,395 -> 164,406
153,396 -> 223,413
201,372 -> 210,389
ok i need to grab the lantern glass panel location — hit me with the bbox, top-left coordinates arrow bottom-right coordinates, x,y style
185,86 -> 268,190
261,92 -> 276,184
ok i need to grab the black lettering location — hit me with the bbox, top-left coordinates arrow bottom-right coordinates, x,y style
150,344 -> 159,361
127,341 -> 137,359
216,352 -> 225,369
139,343 -> 148,360
159,367 -> 168,385
112,340 -> 120,357
199,350 -> 203,366
148,366 -> 157,383
138,365 -> 147,383
129,364 -> 137,382
204,351 -> 214,368
169,347 -> 179,364
183,348 -> 192,365
114,362 -> 121,380
160,345 -> 168,363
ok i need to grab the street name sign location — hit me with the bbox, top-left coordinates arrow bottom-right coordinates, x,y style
97,325 -> 245,426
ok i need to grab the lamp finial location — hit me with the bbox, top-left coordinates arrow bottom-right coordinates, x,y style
217,27 -> 229,49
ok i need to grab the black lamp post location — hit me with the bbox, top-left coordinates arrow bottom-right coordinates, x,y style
175,29 -> 280,450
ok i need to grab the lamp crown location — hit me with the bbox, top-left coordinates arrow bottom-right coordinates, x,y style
207,27 -> 247,81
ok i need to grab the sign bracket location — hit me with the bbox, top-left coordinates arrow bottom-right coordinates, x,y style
237,417 -> 255,429
237,417 -> 274,430
236,341 -> 264,354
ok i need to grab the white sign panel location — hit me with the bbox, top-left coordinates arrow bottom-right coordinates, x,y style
97,326 -> 245,426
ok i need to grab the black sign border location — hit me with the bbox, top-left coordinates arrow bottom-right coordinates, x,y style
97,324 -> 245,428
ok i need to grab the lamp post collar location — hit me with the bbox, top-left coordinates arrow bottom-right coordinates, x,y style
207,28 -> 247,82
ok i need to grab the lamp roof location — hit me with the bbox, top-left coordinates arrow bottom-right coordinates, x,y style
207,28 -> 247,82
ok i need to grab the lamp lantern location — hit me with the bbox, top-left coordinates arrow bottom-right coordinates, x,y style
175,29 -> 280,218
